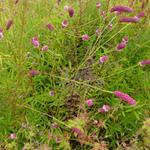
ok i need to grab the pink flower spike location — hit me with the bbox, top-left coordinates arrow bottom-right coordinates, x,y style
8,133 -> 17,139
135,12 -> 145,18
39,131 -> 43,135
96,29 -> 101,34
119,17 -> 139,23
108,24 -> 113,28
46,24 -> 54,31
114,91 -> 136,105
42,44 -> 48,51
122,37 -> 128,42
139,60 -> 150,66
22,122 -> 26,128
98,107 -> 104,112
59,11 -> 63,15
72,127 -> 83,136
96,2 -> 101,8
100,10 -> 104,15
29,70 -> 39,76
52,122 -> 58,128
99,56 -> 108,63
49,91 -> 54,96
26,52 -> 30,58
102,105 -> 110,112
116,11 -> 122,16
64,5 -> 68,10
116,42 -> 127,51
56,137 -> 61,142
32,40 -> 39,47
0,32 -> 4,40
86,99 -> 93,107
111,5 -> 136,13
82,35 -> 90,40
68,7 -> 74,18
18,94 -> 23,98
6,20 -> 13,30
62,20 -> 68,28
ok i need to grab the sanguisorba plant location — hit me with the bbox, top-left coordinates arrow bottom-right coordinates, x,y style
0,0 -> 150,149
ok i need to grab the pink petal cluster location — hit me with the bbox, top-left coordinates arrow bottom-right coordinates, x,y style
96,2 -> 101,8
31,37 -> 39,47
86,99 -> 93,107
68,7 -> 74,18
6,20 -> 13,30
96,29 -> 101,34
72,127 -> 83,136
100,10 -> 106,18
29,70 -> 40,76
42,44 -> 48,51
18,94 -> 23,98
98,105 -> 110,112
119,17 -> 139,23
99,56 -> 108,63
135,11 -> 145,18
82,35 -> 90,40
56,137 -> 61,142
139,60 -> 150,66
122,37 -> 128,43
116,11 -> 122,16
0,32 -> 3,40
49,91 -> 54,96
116,42 -> 127,51
114,91 -> 136,105
39,131 -> 43,135
8,133 -> 17,139
52,122 -> 58,128
22,122 -> 26,127
46,24 -> 54,31
26,52 -> 30,58
62,20 -> 68,28
64,5 -> 68,10
108,24 -> 113,31
111,5 -> 136,13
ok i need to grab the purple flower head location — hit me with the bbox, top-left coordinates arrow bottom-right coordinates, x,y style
57,0 -> 61,5
59,11 -> 63,15
119,17 -> 139,23
96,29 -> 101,34
26,52 -> 30,58
86,99 -> 93,107
42,44 -> 48,51
6,20 -> 13,30
29,70 -> 39,76
100,10 -> 104,15
108,24 -> 113,28
31,37 -> 39,47
64,5 -> 68,10
15,0 -> 19,4
18,94 -> 23,98
39,131 -> 43,135
99,56 -> 108,63
139,60 -> 150,66
56,137 -> 61,142
62,20 -> 68,28
72,127 -> 83,136
8,133 -> 17,139
122,37 -> 128,43
114,91 -> 136,105
116,11 -> 122,16
68,7 -> 74,18
0,27 -> 3,32
135,11 -> 145,18
0,32 -> 3,40
82,35 -> 90,40
52,122 -> 58,128
22,122 -> 26,128
98,105 -> 110,112
49,91 -> 54,96
116,42 -> 127,51
111,5 -> 136,13
96,2 -> 101,8
46,24 -> 54,31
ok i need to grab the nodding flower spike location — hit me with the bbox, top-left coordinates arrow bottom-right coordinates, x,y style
96,29 -> 101,34
46,24 -> 54,31
108,24 -> 113,28
111,5 -> 136,13
31,38 -> 39,47
29,70 -> 39,76
52,122 -> 58,128
42,44 -> 48,51
122,37 -> 128,43
6,20 -> 13,30
86,99 -> 93,107
139,60 -> 150,66
100,10 -> 104,15
96,2 -> 101,8
0,32 -> 3,40
49,91 -> 54,96
8,134 -> 17,139
82,35 -> 90,40
72,127 -> 83,136
98,105 -> 110,112
99,56 -> 108,63
62,20 -> 68,28
26,52 -> 30,58
135,11 -> 145,18
68,7 -> 74,18
119,17 -> 139,23
114,91 -> 136,105
116,11 -> 122,16
116,42 -> 126,51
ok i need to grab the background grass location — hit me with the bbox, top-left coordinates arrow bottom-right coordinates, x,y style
0,0 -> 150,149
